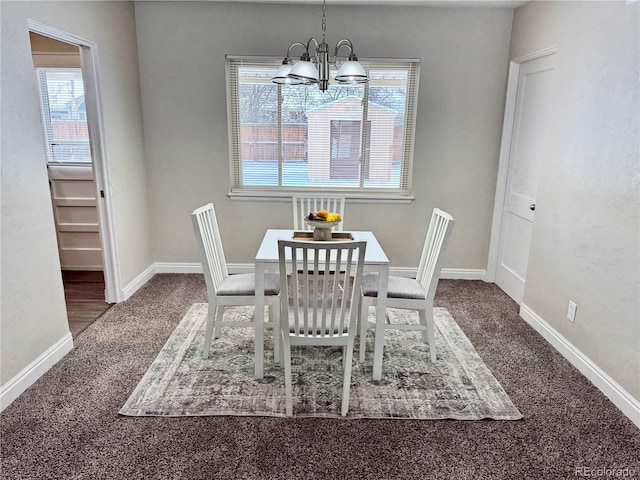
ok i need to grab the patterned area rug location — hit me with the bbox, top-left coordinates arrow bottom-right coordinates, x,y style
120,304 -> 522,419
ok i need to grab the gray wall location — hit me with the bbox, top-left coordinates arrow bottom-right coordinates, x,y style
511,1 -> 640,400
0,1 -> 152,385
133,2 -> 513,270
4,0 -> 636,411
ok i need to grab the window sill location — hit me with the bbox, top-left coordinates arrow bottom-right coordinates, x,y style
228,190 -> 414,204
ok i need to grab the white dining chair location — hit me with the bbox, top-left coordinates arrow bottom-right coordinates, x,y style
358,208 -> 454,364
292,194 -> 346,231
277,238 -> 366,416
191,203 -> 280,360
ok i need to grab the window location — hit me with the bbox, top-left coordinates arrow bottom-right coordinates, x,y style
226,56 -> 420,199
36,67 -> 91,163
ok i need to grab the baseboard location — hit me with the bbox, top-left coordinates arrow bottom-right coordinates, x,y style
384,267 -> 486,280
441,268 -> 487,280
122,264 -> 156,301
520,303 -> 640,428
121,264 -> 487,301
0,333 -> 74,412
135,263 -> 487,281
154,262 -> 203,274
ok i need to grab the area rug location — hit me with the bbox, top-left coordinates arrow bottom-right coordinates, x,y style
119,304 -> 522,420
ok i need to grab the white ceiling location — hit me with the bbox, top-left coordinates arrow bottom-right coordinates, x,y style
134,0 -> 528,8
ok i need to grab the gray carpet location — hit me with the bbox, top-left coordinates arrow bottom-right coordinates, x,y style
119,304 -> 522,419
1,275 -> 638,480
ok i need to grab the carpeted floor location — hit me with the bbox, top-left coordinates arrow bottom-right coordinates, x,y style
1,274 -> 638,479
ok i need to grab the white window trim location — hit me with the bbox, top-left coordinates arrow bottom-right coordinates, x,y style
225,55 -> 420,203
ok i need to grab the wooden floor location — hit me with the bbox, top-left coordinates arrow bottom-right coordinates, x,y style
62,271 -> 112,337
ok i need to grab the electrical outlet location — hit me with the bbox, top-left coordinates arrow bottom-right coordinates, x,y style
567,300 -> 577,322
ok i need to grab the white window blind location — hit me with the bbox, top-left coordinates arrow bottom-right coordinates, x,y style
226,56 -> 420,198
36,67 -> 91,164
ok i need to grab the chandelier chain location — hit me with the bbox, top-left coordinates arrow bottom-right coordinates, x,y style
321,0 -> 326,43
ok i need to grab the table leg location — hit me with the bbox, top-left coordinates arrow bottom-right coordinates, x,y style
372,264 -> 389,381
254,262 -> 265,380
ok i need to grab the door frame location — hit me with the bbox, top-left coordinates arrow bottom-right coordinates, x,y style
486,46 -> 557,283
28,19 -> 122,303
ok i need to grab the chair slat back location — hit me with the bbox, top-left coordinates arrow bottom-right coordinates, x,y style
278,239 -> 366,339
191,203 -> 229,298
416,208 -> 455,303
293,194 -> 346,230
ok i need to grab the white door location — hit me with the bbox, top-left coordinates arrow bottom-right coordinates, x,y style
495,54 -> 556,304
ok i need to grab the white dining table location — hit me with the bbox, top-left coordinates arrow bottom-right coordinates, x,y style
253,229 -> 390,381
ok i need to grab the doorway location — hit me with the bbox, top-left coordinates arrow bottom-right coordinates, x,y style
29,30 -> 116,334
487,49 -> 557,304
329,120 -> 371,180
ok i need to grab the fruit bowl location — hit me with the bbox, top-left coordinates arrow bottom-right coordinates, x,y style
304,218 -> 341,229
304,216 -> 341,241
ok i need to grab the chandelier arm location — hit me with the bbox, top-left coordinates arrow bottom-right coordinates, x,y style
333,39 -> 357,61
304,38 -> 320,59
285,41 -> 310,60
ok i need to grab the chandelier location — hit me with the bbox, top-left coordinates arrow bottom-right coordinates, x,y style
271,0 -> 369,92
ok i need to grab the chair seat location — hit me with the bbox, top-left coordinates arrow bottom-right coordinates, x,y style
217,273 -> 280,296
361,273 -> 426,300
